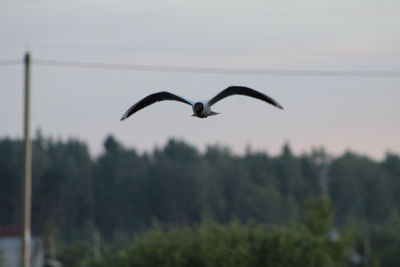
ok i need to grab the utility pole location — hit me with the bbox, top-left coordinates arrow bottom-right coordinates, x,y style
22,52 -> 32,267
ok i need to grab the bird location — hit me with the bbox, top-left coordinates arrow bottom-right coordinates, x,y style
120,86 -> 283,121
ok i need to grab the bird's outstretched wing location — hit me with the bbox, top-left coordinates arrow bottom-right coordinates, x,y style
120,91 -> 192,121
207,86 -> 283,109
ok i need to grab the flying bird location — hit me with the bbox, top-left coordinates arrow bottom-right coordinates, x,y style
120,86 -> 283,121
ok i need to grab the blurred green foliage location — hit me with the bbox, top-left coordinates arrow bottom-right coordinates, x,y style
83,196 -> 347,267
0,133 -> 399,266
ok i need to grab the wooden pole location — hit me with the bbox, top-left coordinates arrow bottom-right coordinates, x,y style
23,51 -> 32,267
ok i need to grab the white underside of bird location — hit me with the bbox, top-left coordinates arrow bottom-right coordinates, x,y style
120,86 -> 283,121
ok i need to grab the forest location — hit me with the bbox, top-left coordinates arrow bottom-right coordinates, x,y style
0,132 -> 399,267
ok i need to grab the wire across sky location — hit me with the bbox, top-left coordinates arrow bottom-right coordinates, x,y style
0,59 -> 21,66
1,57 -> 400,77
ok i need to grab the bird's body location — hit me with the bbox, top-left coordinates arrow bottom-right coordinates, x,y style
120,86 -> 283,121
191,101 -> 218,118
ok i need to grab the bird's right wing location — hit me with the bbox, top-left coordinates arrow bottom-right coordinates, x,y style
207,86 -> 283,110
120,91 -> 193,121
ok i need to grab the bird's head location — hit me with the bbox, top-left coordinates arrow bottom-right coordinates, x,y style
193,102 -> 204,114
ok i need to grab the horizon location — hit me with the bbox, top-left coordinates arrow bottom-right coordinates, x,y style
1,130 -> 397,161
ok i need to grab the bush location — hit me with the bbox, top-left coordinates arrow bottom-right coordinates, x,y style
84,222 -> 347,267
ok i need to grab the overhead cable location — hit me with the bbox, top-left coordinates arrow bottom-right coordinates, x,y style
33,59 -> 400,77
0,59 -> 21,66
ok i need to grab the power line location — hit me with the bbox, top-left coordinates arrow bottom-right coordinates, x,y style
33,59 -> 400,77
1,57 -> 400,77
0,59 -> 21,66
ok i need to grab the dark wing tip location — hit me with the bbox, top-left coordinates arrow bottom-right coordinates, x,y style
120,109 -> 131,121
275,102 -> 284,110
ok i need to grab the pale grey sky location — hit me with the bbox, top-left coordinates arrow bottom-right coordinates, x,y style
1,0 -> 399,158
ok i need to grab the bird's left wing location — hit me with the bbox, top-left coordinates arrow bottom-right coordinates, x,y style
207,86 -> 283,109
121,91 -> 193,121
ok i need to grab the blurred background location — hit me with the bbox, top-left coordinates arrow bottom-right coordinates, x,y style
0,0 -> 399,266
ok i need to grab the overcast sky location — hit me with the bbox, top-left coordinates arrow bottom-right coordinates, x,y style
1,0 -> 399,159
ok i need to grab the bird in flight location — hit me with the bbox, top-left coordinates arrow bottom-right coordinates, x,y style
120,86 -> 283,121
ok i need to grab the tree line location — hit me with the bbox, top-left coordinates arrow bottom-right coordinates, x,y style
0,133 -> 399,266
